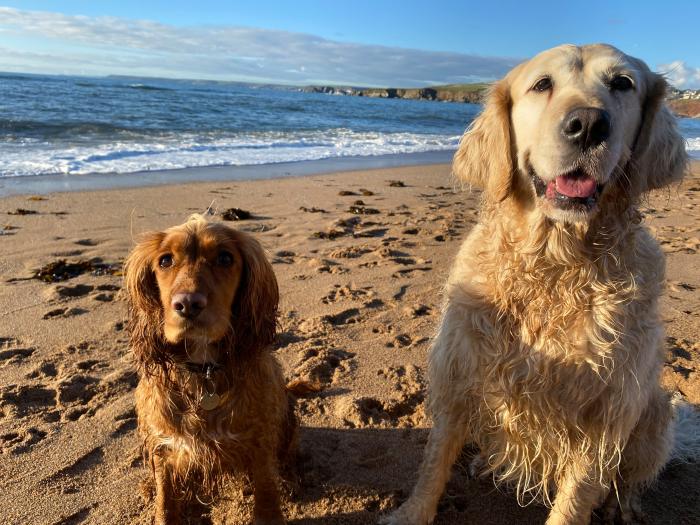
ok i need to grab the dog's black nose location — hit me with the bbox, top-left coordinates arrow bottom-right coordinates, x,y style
171,292 -> 207,319
561,107 -> 611,150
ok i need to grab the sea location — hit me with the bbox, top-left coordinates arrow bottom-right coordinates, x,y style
1,72 -> 699,180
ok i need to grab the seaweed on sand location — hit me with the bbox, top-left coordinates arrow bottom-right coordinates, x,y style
33,259 -> 122,283
221,208 -> 252,221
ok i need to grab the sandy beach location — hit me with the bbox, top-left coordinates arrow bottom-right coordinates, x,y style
1,161 -> 699,525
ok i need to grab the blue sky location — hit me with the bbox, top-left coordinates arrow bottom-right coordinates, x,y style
1,1 -> 699,87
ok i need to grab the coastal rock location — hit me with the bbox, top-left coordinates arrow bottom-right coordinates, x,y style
304,83 -> 700,116
303,83 -> 488,103
668,99 -> 700,118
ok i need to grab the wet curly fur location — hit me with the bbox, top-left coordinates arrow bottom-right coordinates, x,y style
125,215 -> 295,525
384,45 -> 690,525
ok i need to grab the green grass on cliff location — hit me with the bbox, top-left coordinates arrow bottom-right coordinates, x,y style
427,83 -> 490,92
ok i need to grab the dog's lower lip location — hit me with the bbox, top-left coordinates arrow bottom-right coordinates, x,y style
172,319 -> 200,334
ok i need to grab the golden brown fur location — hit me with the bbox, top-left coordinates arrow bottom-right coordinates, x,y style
125,215 -> 295,525
384,44 -> 689,525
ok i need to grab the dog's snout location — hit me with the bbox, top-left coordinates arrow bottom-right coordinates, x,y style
561,108 -> 611,150
171,292 -> 207,319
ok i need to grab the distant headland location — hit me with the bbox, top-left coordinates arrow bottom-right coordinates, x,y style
303,83 -> 700,118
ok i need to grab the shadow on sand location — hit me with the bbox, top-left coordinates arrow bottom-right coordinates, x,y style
154,417 -> 698,524
282,424 -> 698,525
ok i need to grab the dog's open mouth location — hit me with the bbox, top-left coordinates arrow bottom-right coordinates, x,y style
530,166 -> 604,212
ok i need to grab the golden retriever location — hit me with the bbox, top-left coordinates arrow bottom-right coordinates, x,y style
383,44 -> 689,525
125,215 -> 296,525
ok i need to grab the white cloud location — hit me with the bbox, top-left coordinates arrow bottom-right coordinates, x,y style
0,7 -> 519,86
657,60 -> 700,90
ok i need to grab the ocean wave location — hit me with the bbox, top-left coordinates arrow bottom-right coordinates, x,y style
0,118 -> 146,138
0,129 -> 461,177
2,128 -> 698,178
0,73 -> 49,82
72,80 -> 174,91
125,83 -> 174,92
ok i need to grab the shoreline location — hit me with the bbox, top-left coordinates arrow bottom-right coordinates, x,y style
3,151 -> 698,200
0,149 -> 455,199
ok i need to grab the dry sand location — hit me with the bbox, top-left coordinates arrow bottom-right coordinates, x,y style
1,162 -> 699,524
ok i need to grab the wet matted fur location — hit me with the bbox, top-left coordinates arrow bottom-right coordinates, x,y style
384,44 -> 693,525
125,215 -> 295,525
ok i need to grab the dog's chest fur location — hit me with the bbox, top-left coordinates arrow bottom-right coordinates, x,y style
138,373 -> 248,454
136,361 -> 284,473
455,213 -> 664,365
438,213 -> 667,497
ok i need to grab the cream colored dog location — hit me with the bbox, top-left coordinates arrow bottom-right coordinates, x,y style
383,44 -> 691,525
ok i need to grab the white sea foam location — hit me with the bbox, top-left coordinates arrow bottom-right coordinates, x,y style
687,137 -> 700,158
0,129 -> 461,177
1,129 -> 698,177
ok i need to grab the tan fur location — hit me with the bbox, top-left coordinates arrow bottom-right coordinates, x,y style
125,215 -> 295,525
384,44 -> 688,525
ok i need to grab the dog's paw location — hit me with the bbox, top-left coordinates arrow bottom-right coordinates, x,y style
601,509 -> 646,525
378,513 -> 402,525
600,488 -> 646,525
378,504 -> 429,525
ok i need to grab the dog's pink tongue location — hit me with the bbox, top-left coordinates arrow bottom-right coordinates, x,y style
555,174 -> 597,198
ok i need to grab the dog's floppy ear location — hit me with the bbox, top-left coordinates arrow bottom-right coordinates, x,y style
453,79 -> 513,202
124,231 -> 167,373
230,232 -> 279,355
632,71 -> 688,192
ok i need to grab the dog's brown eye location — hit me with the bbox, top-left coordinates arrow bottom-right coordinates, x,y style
609,75 -> 634,91
159,254 -> 173,268
532,77 -> 552,92
216,251 -> 234,267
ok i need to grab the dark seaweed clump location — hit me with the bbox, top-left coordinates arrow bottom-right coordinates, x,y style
299,206 -> 327,213
312,229 -> 347,240
221,208 -> 252,221
33,259 -> 122,283
348,205 -> 380,215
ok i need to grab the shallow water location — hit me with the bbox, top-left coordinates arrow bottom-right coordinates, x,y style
1,72 -> 697,179
0,73 -> 478,177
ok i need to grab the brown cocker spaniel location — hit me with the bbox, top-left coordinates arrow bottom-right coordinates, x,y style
125,214 -> 295,525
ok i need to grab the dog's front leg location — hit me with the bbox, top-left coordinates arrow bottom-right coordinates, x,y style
602,388 -> 673,524
382,301 -> 478,525
383,303 -> 476,525
250,451 -> 285,525
382,407 -> 470,525
153,453 -> 182,525
546,461 -> 602,525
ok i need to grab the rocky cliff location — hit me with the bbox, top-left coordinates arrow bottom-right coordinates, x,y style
304,84 -> 700,118
303,84 -> 488,103
668,89 -> 700,118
